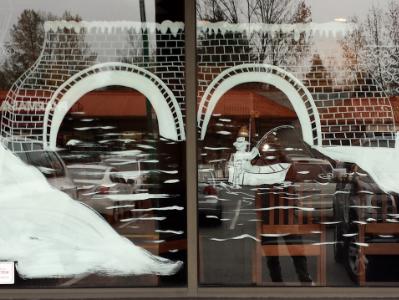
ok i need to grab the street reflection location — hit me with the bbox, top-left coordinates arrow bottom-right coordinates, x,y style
198,83 -> 399,286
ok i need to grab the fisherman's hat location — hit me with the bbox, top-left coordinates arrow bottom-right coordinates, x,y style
233,137 -> 249,148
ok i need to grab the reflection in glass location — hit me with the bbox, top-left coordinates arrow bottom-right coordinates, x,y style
0,0 -> 187,288
197,0 -> 399,287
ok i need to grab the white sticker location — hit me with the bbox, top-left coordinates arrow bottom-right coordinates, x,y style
0,262 -> 14,284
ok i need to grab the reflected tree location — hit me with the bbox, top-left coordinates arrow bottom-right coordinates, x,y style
340,2 -> 399,95
0,10 -> 95,89
196,0 -> 312,66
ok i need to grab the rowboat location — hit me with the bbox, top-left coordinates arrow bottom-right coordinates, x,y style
228,163 -> 291,186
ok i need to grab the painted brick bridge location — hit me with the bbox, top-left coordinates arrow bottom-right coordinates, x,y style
0,21 -> 396,151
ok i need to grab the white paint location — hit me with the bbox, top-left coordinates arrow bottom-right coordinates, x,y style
137,144 -> 155,150
261,233 -> 290,237
265,156 -> 276,160
210,234 -> 260,242
353,242 -> 369,247
45,62 -> 185,149
197,21 -> 352,39
142,159 -> 159,163
316,146 -> 399,194
253,206 -> 315,212
159,170 -> 178,174
206,215 -> 220,219
155,230 -> 184,235
216,131 -> 231,135
130,206 -> 184,212
208,159 -> 226,163
0,144 -> 182,278
198,64 -> 321,146
343,233 -> 358,237
44,21 -> 184,37
219,118 -> 231,122
121,217 -> 167,222
74,126 -> 115,131
204,146 -> 230,150
108,150 -> 142,156
99,193 -> 172,201
164,179 -> 180,184
229,199 -> 242,230
297,170 -> 310,175
312,242 -> 337,245
66,139 -> 82,146
106,204 -> 135,210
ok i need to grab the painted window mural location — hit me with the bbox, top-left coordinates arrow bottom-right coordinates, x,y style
197,0 -> 399,286
0,0 -> 187,287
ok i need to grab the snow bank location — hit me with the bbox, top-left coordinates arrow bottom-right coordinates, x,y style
0,144 -> 182,279
316,146 -> 399,194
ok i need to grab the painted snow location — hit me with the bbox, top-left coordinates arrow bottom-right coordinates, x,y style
0,144 -> 182,279
316,146 -> 399,194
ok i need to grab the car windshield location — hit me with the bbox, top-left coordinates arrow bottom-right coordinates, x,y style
17,151 -> 66,178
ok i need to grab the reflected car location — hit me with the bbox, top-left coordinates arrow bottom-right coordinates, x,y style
198,167 -> 222,225
5,140 -> 78,199
101,156 -> 147,191
285,157 -> 336,220
334,164 -> 399,282
67,164 -> 133,223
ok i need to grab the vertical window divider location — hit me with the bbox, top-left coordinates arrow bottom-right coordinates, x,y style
184,0 -> 199,296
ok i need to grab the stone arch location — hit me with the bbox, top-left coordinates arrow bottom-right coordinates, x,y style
197,63 -> 322,146
44,62 -> 185,149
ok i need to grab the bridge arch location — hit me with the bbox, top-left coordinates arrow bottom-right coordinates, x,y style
197,63 -> 322,146
44,62 -> 185,149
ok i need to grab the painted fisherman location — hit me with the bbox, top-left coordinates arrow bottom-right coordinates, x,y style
231,137 -> 259,188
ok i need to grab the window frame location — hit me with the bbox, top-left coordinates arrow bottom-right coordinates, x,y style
0,0 -> 398,298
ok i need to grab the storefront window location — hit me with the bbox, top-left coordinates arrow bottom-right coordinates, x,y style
197,0 -> 399,287
2,0 -> 399,294
0,0 -> 186,288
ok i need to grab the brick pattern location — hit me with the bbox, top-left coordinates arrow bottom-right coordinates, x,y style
1,25 -> 186,149
197,31 -> 396,148
1,23 -> 396,149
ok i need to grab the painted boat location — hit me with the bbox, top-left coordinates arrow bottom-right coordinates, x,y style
228,163 -> 291,186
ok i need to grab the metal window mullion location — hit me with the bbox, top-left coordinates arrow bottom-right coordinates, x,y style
184,0 -> 198,296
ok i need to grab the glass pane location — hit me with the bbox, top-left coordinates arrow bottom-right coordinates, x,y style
0,0 -> 186,288
197,0 -> 399,287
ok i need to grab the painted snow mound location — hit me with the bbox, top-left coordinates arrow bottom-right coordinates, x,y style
0,144 -> 182,279
317,146 -> 399,194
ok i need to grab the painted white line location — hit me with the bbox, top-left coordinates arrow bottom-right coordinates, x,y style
229,199 -> 242,230
59,274 -> 88,287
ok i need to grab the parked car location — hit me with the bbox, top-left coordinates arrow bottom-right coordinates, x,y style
334,164 -> 399,283
285,157 -> 336,220
67,164 -> 134,223
5,139 -> 78,199
198,166 -> 222,225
